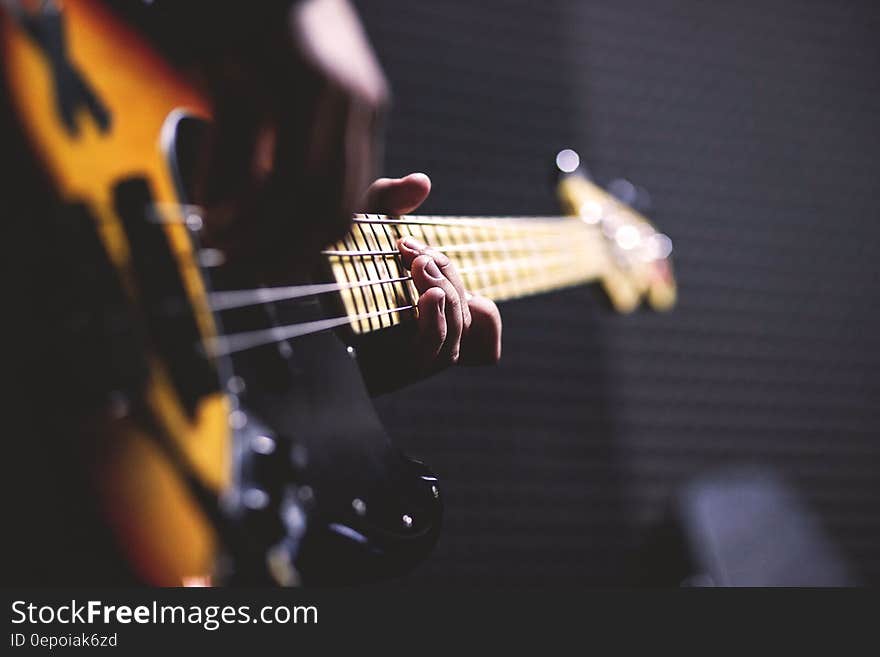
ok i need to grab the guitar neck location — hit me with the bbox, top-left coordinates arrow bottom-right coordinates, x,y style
325,213 -> 611,335
203,175 -> 673,356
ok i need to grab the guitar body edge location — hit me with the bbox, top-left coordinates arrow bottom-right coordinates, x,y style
0,0 -> 229,586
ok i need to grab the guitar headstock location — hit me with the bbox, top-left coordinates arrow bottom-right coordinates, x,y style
554,149 -> 677,313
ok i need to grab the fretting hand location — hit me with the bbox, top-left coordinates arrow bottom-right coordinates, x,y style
360,174 -> 502,384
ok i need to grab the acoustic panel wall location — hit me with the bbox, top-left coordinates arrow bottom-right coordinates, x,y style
355,0 -> 880,585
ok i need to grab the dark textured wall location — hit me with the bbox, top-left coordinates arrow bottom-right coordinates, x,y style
355,0 -> 880,585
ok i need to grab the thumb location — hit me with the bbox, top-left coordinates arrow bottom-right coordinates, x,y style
362,172 -> 431,214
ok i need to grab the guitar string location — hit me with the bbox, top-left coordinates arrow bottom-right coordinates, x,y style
351,215 -> 584,229
78,224 -> 606,319
319,231 -> 601,258
201,251 -> 596,356
207,248 -> 598,313
74,249 -> 585,358
200,235 -> 615,351
208,275 -> 414,311
148,203 -> 600,229
203,305 -> 416,357
203,265 -> 572,356
142,204 -> 655,354
202,216 -> 608,311
147,204 -> 652,237
145,203 -> 655,266
201,231 -> 606,275
149,201 -> 658,264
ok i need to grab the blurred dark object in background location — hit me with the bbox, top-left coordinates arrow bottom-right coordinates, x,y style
640,467 -> 858,586
356,0 -> 880,586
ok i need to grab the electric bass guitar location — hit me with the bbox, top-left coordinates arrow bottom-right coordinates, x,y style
0,0 -> 675,585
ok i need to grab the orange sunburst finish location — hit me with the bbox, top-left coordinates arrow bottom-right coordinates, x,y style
1,0 -> 229,584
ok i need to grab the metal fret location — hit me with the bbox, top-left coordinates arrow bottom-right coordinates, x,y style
326,216 -> 609,335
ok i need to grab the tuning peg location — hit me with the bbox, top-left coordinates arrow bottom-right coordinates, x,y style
607,178 -> 637,205
608,177 -> 653,213
607,179 -> 653,213
555,148 -> 580,173
554,148 -> 593,179
647,232 -> 673,259
633,186 -> 653,213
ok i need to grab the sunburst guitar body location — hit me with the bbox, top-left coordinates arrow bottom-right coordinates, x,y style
1,0 -> 228,585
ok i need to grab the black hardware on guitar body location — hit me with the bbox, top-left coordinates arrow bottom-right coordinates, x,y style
167,114 -> 443,586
